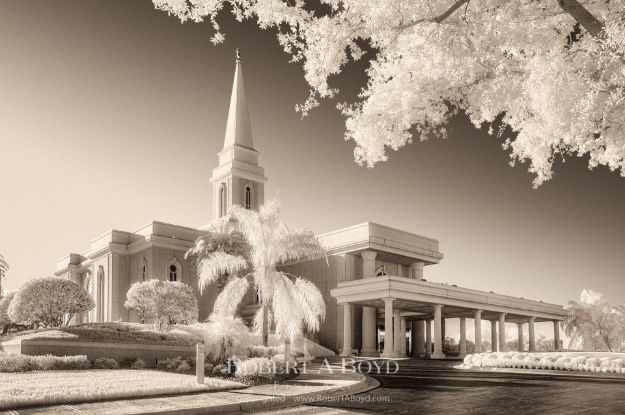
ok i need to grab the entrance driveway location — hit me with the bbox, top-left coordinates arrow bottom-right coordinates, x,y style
256,358 -> 625,414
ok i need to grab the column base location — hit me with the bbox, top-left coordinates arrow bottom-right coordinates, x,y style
380,351 -> 405,359
458,353 -> 467,359
360,348 -> 379,357
340,349 -> 354,357
430,352 -> 446,359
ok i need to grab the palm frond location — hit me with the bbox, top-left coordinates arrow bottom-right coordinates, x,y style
278,229 -> 326,264
197,252 -> 247,293
293,276 -> 326,333
213,277 -> 250,317
271,273 -> 303,341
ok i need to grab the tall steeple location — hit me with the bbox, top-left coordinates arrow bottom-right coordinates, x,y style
222,48 -> 254,151
210,49 -> 267,220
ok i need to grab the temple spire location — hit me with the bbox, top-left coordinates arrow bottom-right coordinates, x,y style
223,48 -> 254,151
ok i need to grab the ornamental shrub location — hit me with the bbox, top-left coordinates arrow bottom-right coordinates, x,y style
93,357 -> 119,370
0,354 -> 91,372
156,356 -> 194,373
131,359 -> 146,370
8,277 -> 94,327
124,280 -> 198,331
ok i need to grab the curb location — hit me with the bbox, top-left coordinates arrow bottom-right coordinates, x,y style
454,364 -> 625,381
132,372 -> 379,415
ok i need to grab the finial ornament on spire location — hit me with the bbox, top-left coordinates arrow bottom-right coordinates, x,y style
235,48 -> 241,62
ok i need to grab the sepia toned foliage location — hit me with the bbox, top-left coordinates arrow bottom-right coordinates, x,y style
185,199 -> 326,344
154,0 -> 625,187
124,280 -> 199,331
563,289 -> 625,352
8,277 -> 94,328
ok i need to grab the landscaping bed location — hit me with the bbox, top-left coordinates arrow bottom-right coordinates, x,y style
0,322 -> 199,347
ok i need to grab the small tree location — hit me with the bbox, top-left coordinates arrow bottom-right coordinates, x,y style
8,277 -> 94,328
563,289 -> 625,352
0,292 -> 16,334
125,279 -> 198,331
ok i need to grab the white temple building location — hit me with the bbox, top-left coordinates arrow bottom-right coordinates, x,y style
55,51 -> 566,358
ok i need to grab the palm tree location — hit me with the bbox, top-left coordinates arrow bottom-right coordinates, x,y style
186,199 -> 326,347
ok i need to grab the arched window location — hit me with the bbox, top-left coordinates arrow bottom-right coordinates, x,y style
82,272 -> 92,323
140,257 -> 148,282
169,264 -> 177,281
96,266 -> 105,322
166,258 -> 182,282
244,184 -> 252,209
219,183 -> 227,216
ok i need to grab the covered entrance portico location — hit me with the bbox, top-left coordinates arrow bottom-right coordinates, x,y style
331,275 -> 566,359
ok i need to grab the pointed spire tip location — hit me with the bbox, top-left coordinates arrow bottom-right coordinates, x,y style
235,48 -> 241,63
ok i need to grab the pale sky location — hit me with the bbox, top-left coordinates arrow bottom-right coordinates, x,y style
1,0 -> 624,341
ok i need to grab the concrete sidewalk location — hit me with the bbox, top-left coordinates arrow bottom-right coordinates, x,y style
1,360 -> 378,415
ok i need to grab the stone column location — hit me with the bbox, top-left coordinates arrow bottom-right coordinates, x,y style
432,305 -> 445,359
528,317 -> 536,352
425,320 -> 432,357
381,298 -> 394,358
491,320 -> 498,352
360,251 -> 378,356
441,318 -> 446,344
409,262 -> 424,279
554,321 -> 561,351
393,310 -> 402,355
413,320 -> 425,357
499,313 -> 506,352
474,310 -> 482,353
517,323 -> 524,352
459,317 -> 467,357
340,303 -> 353,356
400,317 -> 407,356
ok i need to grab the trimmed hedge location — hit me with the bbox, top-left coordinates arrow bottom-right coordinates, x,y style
0,354 -> 91,372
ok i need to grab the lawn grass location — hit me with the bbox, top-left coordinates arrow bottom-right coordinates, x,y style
0,369 -> 244,410
0,322 -> 199,347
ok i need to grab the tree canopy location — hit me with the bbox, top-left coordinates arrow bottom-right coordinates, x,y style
154,0 -> 625,187
8,277 -> 94,328
563,289 -> 625,352
125,279 -> 199,331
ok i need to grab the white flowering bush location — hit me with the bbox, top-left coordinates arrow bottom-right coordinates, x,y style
8,277 -> 94,327
124,280 -> 198,331
179,314 -> 252,364
461,352 -> 625,375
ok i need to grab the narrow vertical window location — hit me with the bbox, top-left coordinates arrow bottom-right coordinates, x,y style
169,264 -> 177,282
142,264 -> 147,281
220,183 -> 227,216
245,185 -> 252,209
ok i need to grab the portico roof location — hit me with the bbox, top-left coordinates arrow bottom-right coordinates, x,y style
318,222 -> 444,265
330,275 -> 566,322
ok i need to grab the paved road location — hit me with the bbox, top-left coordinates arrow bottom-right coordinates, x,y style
255,358 -> 625,415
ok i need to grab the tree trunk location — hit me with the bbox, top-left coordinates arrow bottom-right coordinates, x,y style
557,0 -> 604,38
261,304 -> 269,347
